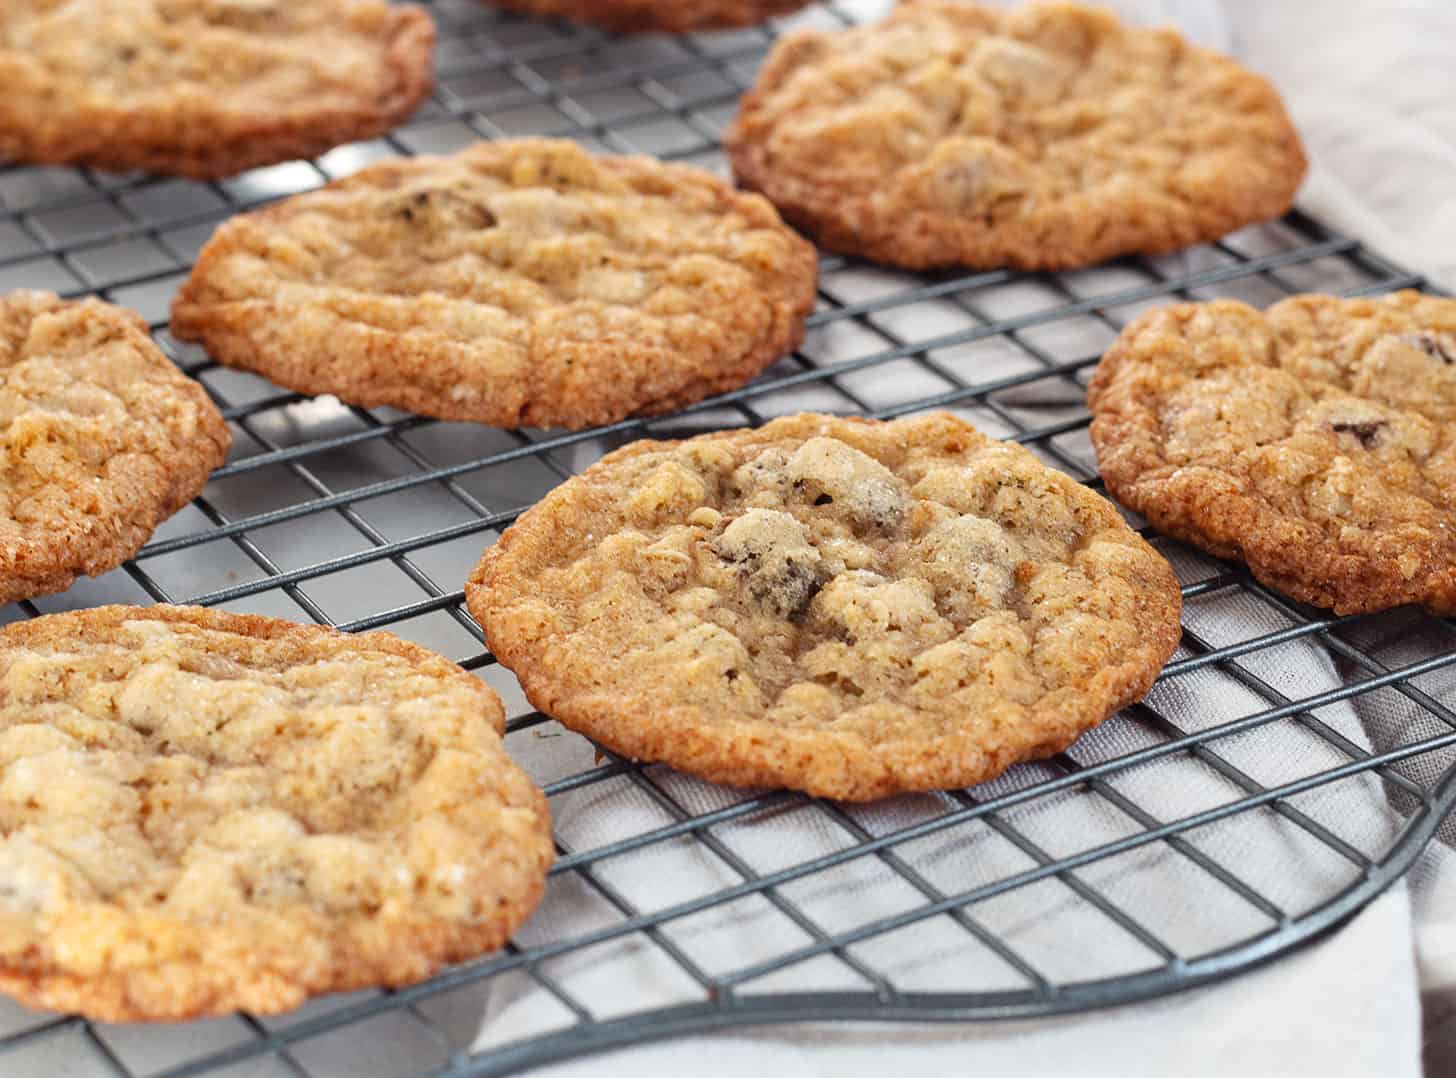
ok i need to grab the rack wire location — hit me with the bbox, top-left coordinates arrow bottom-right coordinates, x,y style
1,1 -> 1454,1075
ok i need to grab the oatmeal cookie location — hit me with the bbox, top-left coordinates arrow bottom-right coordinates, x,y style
0,291 -> 230,606
1088,291 -> 1456,616
724,0 -> 1306,270
468,412 -> 1181,801
0,604 -> 554,1021
0,0 -> 434,179
488,0 -> 813,32
171,138 -> 818,430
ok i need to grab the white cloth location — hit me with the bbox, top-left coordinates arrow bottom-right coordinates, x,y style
1225,0 -> 1456,294
472,2 -> 1456,1074
1206,3 -> 1456,1074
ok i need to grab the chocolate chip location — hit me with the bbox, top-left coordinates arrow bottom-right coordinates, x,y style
1399,332 -> 1456,364
714,508 -> 827,620
718,546 -> 761,570
747,556 -> 824,621
397,190 -> 496,229
794,476 -> 901,531
1330,419 -> 1387,449
784,438 -> 907,534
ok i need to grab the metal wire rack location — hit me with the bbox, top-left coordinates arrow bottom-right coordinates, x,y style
1,1 -> 1454,1075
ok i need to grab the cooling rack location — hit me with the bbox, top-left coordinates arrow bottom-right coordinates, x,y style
1,1 -> 1455,1075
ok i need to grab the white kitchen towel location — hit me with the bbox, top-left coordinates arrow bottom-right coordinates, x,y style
1212,3 -> 1456,1073
1223,0 -> 1456,294
497,887 -> 1417,1078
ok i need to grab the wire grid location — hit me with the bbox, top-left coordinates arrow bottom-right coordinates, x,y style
1,1 -> 1455,1075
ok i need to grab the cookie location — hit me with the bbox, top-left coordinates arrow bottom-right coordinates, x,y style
724,0 -> 1306,270
0,291 -> 230,606
171,138 -> 818,430
488,0 -> 813,32
1088,291 -> 1456,616
468,412 -> 1181,801
0,604 -> 554,1021
0,0 -> 434,179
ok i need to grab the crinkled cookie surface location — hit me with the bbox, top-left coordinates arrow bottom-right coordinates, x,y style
0,0 -> 434,178
725,0 -> 1306,269
171,139 -> 818,430
469,413 -> 1182,801
488,0 -> 813,32
1089,290 -> 1456,615
0,605 -> 553,1021
0,291 -> 230,606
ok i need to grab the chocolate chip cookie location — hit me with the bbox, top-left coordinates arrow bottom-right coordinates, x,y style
1088,291 -> 1456,615
0,604 -> 553,1021
488,0 -> 813,32
1,291 -> 230,606
0,0 -> 434,179
171,138 -> 818,430
725,0 -> 1306,270
468,412 -> 1181,801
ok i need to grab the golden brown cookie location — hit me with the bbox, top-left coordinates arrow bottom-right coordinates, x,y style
0,0 -> 434,180
1088,291 -> 1456,616
487,0 -> 813,32
171,138 -> 818,430
468,413 -> 1181,801
0,604 -> 554,1022
1,291 -> 230,606
724,0 -> 1306,270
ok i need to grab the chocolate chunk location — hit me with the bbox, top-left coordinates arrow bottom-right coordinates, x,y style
748,556 -> 825,620
397,190 -> 496,230
1330,419 -> 1387,449
713,508 -> 828,620
784,437 -> 906,532
1399,332 -> 1456,364
718,545 -> 825,620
